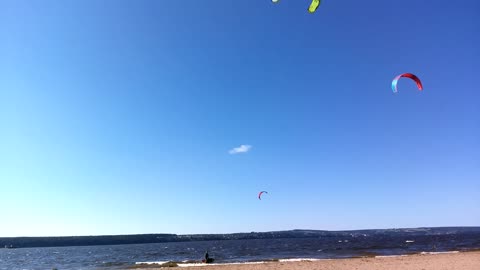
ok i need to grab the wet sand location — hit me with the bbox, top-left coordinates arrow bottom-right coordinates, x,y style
132,251 -> 480,270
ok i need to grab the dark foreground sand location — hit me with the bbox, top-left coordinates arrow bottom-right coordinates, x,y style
132,251 -> 480,270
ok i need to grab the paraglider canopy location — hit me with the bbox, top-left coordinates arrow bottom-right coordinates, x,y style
258,191 -> 268,200
392,73 -> 423,93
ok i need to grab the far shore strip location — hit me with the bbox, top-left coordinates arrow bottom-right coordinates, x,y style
131,250 -> 480,270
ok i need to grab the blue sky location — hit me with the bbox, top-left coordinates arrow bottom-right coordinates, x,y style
1,0 -> 479,237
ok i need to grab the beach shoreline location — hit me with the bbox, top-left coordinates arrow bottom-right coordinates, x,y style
131,251 -> 480,270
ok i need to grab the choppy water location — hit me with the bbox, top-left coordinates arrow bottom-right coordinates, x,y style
1,233 -> 479,270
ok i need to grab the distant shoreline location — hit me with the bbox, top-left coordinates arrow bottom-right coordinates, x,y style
1,227 -> 480,249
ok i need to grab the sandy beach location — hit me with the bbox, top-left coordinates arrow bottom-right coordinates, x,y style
132,251 -> 480,270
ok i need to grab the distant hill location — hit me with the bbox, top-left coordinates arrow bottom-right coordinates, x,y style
1,227 -> 479,249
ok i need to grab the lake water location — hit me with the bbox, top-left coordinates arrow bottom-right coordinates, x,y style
1,232 -> 479,270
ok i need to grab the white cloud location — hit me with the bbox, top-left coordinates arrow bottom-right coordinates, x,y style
229,145 -> 252,154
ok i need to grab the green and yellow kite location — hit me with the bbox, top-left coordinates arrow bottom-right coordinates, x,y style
308,0 -> 321,13
271,0 -> 322,14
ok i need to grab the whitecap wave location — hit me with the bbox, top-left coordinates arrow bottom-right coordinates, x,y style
375,255 -> 408,258
420,251 -> 460,255
136,258 -> 328,267
278,258 -> 323,262
135,261 -> 170,265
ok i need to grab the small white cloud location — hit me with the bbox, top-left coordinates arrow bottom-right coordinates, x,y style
229,145 -> 252,154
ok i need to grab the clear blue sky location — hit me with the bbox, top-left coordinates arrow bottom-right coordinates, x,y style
1,0 -> 479,237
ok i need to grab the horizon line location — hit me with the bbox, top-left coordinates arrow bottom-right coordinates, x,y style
2,226 -> 479,238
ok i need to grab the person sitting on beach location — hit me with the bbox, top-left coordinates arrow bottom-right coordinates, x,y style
204,250 -> 214,263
